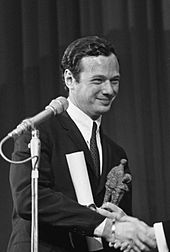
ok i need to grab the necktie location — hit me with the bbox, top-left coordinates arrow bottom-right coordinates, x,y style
90,122 -> 100,178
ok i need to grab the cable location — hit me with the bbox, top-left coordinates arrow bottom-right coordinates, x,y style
0,134 -> 38,164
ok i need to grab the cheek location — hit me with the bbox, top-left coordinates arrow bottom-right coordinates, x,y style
90,86 -> 101,96
77,90 -> 90,104
89,91 -> 100,103
77,85 -> 100,104
114,85 -> 119,93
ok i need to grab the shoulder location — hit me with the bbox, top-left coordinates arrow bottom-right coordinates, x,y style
13,112 -> 71,147
102,131 -> 127,157
37,111 -> 74,136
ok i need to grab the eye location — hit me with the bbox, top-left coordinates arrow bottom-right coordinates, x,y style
110,77 -> 120,85
92,78 -> 104,85
111,80 -> 119,85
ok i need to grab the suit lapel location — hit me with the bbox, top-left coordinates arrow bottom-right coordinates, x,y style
59,112 -> 111,192
59,112 -> 97,179
97,131 -> 110,194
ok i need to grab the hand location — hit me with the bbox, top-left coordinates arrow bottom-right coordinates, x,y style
113,216 -> 156,251
94,202 -> 125,243
97,202 -> 126,220
101,218 -> 117,244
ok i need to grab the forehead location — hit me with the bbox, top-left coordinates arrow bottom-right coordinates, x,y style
80,54 -> 119,76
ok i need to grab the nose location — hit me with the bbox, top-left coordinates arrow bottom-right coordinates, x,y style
102,80 -> 115,96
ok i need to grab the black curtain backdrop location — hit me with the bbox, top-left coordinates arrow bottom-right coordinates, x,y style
0,0 -> 170,251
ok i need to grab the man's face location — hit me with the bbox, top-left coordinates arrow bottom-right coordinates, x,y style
68,53 -> 120,120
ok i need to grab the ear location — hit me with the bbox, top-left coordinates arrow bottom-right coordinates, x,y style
64,69 -> 75,90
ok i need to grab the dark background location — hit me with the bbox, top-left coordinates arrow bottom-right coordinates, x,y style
0,0 -> 170,251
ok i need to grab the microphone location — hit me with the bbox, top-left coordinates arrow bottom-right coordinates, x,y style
8,96 -> 68,138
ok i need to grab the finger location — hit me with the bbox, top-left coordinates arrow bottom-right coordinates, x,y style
120,241 -> 130,250
131,245 -> 143,252
109,242 -> 114,247
102,202 -> 119,211
120,216 -> 139,223
137,230 -> 156,249
100,203 -> 125,219
123,243 -> 141,252
123,245 -> 133,252
101,202 -> 127,219
133,238 -> 150,252
122,241 -> 135,252
130,249 -> 137,252
113,240 -> 122,249
123,248 -> 131,252
97,208 -> 111,216
122,238 -> 150,252
97,208 -> 118,219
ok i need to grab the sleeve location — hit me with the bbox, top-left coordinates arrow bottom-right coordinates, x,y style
9,132 -> 105,236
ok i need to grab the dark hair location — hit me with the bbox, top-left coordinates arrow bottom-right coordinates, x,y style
61,36 -> 116,83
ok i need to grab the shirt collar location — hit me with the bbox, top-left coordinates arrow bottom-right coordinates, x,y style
67,98 -> 101,142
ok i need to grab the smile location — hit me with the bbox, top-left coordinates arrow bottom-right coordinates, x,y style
97,98 -> 112,104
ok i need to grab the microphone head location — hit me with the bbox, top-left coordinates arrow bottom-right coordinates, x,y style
8,97 -> 69,138
46,96 -> 69,115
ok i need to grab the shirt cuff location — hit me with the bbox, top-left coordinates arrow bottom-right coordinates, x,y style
93,218 -> 107,237
154,222 -> 169,252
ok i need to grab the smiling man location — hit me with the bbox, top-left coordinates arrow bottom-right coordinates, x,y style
64,53 -> 120,120
8,36 -> 133,252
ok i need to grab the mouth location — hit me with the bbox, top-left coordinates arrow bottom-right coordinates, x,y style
97,98 -> 112,105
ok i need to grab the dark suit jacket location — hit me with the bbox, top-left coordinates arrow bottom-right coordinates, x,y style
7,112 -> 132,252
162,221 -> 170,249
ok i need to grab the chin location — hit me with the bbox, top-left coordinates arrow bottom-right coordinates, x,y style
98,106 -> 111,115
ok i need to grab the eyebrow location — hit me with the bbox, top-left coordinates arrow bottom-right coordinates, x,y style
110,75 -> 120,81
92,75 -> 120,80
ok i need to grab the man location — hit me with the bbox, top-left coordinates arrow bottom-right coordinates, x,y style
7,36 -> 151,252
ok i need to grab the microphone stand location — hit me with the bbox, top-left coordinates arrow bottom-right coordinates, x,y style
0,96 -> 69,251
30,129 -> 41,252
0,129 -> 41,252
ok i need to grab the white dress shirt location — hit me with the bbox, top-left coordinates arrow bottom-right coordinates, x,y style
67,98 -> 103,174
